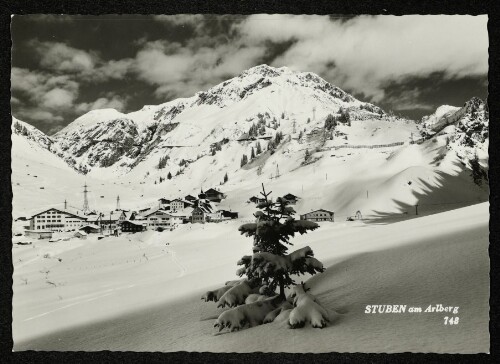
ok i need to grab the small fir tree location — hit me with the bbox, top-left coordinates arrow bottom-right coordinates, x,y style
167,171 -> 172,179
256,141 -> 262,154
251,147 -> 256,159
224,172 -> 229,183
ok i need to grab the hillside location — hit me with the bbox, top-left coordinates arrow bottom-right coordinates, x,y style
11,65 -> 489,221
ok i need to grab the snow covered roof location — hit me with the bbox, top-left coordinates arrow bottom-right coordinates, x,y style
28,207 -> 87,220
302,209 -> 334,215
79,224 -> 100,230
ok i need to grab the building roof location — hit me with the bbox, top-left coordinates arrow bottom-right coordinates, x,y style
79,224 -> 101,230
143,208 -> 168,217
29,207 -> 87,220
205,188 -> 222,194
303,209 -> 334,215
283,193 -> 300,199
74,231 -> 87,236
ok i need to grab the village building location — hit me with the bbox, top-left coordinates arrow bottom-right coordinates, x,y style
25,230 -> 53,239
117,210 -> 136,225
191,206 -> 212,223
282,193 -> 300,205
28,207 -> 87,231
79,224 -> 101,234
204,188 -> 226,202
249,196 -> 266,204
184,194 -> 197,202
74,231 -> 87,239
170,199 -> 193,211
158,198 -> 171,209
144,209 -> 182,228
121,220 -> 147,233
300,209 -> 334,222
219,210 -> 239,220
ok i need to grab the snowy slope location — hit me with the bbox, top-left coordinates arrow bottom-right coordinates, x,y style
11,65 -> 489,223
13,203 -> 489,352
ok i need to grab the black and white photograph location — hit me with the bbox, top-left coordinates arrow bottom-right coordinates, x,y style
10,14 -> 489,353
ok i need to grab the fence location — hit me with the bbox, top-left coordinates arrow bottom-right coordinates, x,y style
331,141 -> 405,150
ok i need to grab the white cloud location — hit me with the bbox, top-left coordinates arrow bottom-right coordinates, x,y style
32,41 -> 97,73
238,15 -> 488,102
75,95 -> 127,114
41,88 -> 76,109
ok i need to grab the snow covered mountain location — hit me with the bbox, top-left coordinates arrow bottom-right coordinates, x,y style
11,65 -> 489,219
45,65 -> 385,174
418,97 -> 489,164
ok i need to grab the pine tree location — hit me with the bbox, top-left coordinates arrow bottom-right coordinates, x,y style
237,184 -> 323,298
167,171 -> 172,179
304,148 -> 310,162
224,172 -> 229,183
158,156 -> 169,169
241,154 -> 248,167
251,147 -> 255,159
470,152 -> 488,186
256,141 -> 262,154
202,184 -> 329,332
281,112 -> 285,119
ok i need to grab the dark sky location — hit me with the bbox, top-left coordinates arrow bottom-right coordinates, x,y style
11,14 -> 488,135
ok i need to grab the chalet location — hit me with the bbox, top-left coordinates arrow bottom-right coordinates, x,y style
117,210 -> 136,225
192,206 -> 212,223
79,224 -> 101,234
74,231 -> 87,239
144,209 -> 182,228
220,210 -> 239,220
249,196 -> 266,204
121,220 -> 147,233
25,230 -> 53,239
282,193 -> 300,205
28,207 -> 87,231
100,212 -> 119,231
204,188 -> 226,202
300,209 -> 334,222
198,189 -> 206,199
158,198 -> 171,209
170,199 -> 193,211
185,194 -> 197,202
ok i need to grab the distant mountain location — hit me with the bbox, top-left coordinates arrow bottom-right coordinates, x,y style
40,65 -> 384,174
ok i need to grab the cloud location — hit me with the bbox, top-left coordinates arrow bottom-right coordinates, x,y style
75,94 -> 127,114
32,40 -> 98,73
238,15 -> 488,102
15,108 -> 64,123
154,14 -> 205,29
41,88 -> 76,109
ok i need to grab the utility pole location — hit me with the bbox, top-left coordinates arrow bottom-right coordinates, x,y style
276,164 -> 280,178
83,183 -> 90,213
64,199 -> 67,210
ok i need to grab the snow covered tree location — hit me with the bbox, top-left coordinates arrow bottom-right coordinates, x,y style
158,155 -> 169,169
470,152 -> 488,186
251,147 -> 256,159
237,184 -> 323,298
324,114 -> 337,130
256,141 -> 262,154
202,184 -> 329,332
167,171 -> 172,180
